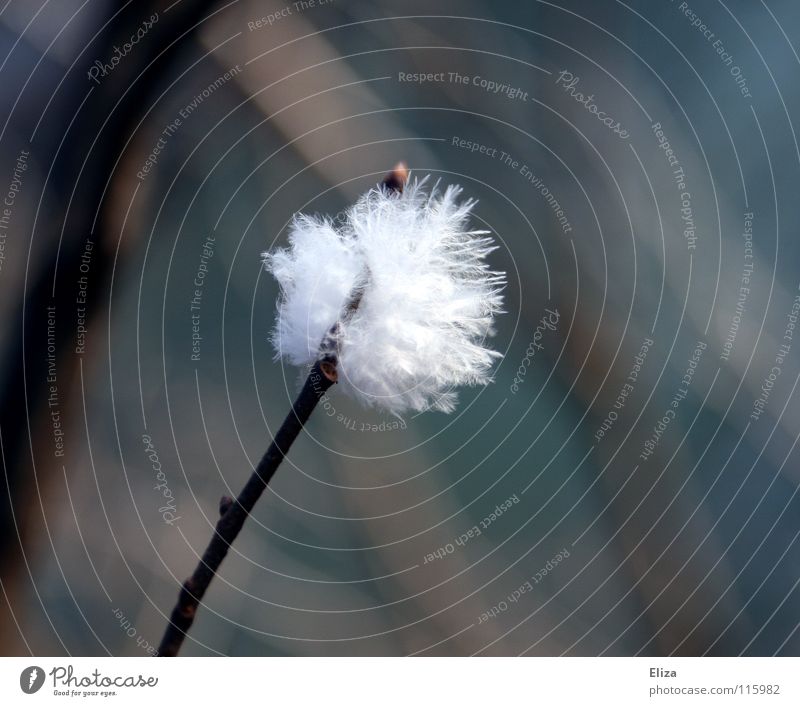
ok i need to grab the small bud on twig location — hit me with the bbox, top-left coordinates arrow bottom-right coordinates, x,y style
218,496 -> 233,516
382,161 -> 409,194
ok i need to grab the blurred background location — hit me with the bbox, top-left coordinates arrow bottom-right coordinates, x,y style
1,0 -> 799,656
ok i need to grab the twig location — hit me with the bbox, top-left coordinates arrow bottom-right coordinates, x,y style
156,163 -> 407,656
156,362 -> 335,656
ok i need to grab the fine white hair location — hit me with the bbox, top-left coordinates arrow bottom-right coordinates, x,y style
263,176 -> 505,414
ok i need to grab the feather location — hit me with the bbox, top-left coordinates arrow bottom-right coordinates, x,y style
263,176 -> 505,413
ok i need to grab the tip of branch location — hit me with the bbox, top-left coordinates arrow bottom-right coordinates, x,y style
382,162 -> 409,194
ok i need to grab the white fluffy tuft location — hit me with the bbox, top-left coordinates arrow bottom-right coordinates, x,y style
263,176 -> 505,414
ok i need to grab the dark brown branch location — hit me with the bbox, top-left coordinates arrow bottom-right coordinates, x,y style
156,163 -> 408,656
156,361 -> 335,657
